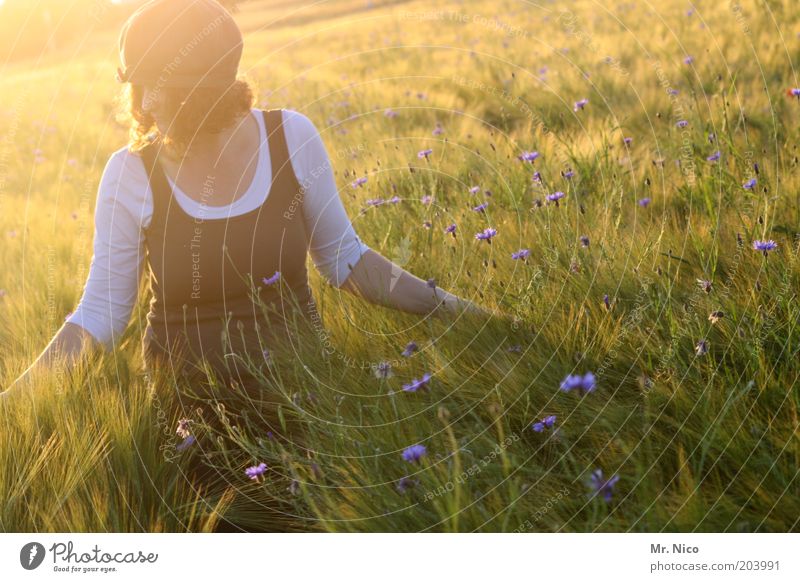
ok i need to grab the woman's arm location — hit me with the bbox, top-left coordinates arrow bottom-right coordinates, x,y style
339,248 -> 488,318
283,110 -> 492,319
3,149 -> 145,398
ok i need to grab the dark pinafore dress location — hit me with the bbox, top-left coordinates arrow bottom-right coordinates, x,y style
139,108 -> 316,393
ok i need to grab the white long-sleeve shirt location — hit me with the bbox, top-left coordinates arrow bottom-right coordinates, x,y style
65,108 -> 370,349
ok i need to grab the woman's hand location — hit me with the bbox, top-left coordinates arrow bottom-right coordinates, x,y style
435,290 -> 498,321
1,373 -> 34,404
1,322 -> 99,405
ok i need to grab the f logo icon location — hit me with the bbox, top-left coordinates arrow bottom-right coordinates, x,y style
20,542 -> 46,570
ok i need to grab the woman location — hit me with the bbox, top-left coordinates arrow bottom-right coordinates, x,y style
4,0 -> 488,399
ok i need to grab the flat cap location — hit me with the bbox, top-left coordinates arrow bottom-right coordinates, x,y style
116,0 -> 243,88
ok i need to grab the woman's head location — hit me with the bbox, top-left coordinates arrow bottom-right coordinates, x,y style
114,0 -> 254,157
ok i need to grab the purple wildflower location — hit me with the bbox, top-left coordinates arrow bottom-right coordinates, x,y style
176,435 -> 195,451
469,186 -> 480,194
518,151 -> 540,162
366,198 -> 385,206
262,271 -> 281,286
559,374 -> 583,392
562,169 -> 575,180
396,476 -> 419,493
560,372 -> 597,394
695,339 -> 709,356
588,468 -> 620,502
475,227 -> 498,243
417,148 -> 433,160
245,462 -> 268,481
532,171 -> 542,182
401,341 -> 418,357
421,194 -> 433,205
573,98 -> 589,111
623,137 -> 633,146
473,201 -> 489,213
402,372 -> 432,392
743,178 -> 757,190
402,444 -> 427,463
546,191 -> 565,203
579,235 -> 590,248
683,55 -> 694,65
531,414 -> 557,432
638,197 -> 651,207
676,120 -> 689,128
752,239 -> 777,256
790,88 -> 800,98
445,223 -> 457,237
511,248 -> 530,260
351,176 -> 368,188
706,151 -> 721,163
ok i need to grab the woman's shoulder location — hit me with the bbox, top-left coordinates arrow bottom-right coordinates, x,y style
258,107 -> 318,136
95,144 -> 151,224
101,144 -> 149,185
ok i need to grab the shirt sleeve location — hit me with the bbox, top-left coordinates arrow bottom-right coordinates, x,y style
282,109 -> 370,288
64,149 -> 146,349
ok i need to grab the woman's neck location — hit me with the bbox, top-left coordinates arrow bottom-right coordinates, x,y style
163,110 -> 253,167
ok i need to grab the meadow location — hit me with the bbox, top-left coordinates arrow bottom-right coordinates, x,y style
0,0 -> 798,532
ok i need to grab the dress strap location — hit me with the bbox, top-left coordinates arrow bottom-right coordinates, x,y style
262,108 -> 294,189
139,140 -> 172,230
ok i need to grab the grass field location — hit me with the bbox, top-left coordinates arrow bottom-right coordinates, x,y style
0,0 -> 798,532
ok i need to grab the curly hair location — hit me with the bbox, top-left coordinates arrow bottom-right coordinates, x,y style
117,77 -> 256,158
